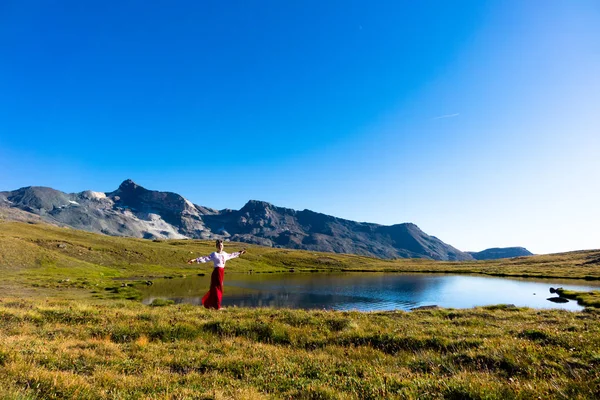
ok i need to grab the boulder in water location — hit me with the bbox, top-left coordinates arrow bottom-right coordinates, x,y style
547,297 -> 569,303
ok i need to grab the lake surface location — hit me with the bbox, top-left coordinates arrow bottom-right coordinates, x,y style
141,272 -> 600,311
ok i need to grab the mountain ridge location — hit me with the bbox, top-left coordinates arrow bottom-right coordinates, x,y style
468,247 -> 534,260
0,179 -> 475,260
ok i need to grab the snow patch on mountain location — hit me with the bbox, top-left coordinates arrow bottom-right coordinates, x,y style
129,212 -> 188,239
80,191 -> 108,200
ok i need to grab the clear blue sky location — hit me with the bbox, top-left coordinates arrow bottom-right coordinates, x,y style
1,1 -> 599,254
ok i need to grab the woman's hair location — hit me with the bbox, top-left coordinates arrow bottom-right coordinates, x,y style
215,239 -> 224,245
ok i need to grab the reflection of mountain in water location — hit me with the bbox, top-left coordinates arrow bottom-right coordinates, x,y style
224,292 -> 420,311
141,272 -> 447,311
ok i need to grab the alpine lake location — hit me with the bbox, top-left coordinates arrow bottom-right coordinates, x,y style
141,271 -> 600,311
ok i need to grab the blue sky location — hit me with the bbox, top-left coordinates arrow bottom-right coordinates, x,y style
1,1 -> 599,254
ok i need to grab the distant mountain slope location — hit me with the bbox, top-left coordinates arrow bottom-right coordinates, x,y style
0,179 -> 474,261
468,247 -> 533,260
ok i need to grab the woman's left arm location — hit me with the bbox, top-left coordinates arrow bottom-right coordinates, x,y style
226,250 -> 246,260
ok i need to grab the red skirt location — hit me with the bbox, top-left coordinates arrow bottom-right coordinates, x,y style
202,267 -> 224,309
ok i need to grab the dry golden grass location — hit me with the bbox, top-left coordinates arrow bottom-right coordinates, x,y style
1,297 -> 599,399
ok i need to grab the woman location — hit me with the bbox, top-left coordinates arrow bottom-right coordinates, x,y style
187,239 -> 246,310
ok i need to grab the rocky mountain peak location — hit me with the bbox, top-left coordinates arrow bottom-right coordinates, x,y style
241,200 -> 275,212
6,186 -> 72,211
118,179 -> 141,192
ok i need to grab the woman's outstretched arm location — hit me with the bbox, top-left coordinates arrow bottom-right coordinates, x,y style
187,254 -> 213,264
226,249 -> 246,260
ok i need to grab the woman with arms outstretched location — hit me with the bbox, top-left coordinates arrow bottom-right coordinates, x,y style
187,239 -> 246,310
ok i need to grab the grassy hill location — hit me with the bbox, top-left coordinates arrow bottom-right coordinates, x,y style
1,220 -> 600,399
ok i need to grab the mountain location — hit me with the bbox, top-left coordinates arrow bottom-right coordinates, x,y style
468,247 -> 534,260
0,179 -> 474,261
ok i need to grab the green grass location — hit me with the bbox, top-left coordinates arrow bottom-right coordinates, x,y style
2,220 -> 600,398
557,288 -> 600,308
2,221 -> 600,293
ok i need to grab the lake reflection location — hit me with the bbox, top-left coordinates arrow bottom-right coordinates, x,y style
141,272 -> 600,311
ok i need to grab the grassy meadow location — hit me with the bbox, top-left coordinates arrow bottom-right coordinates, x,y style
1,220 -> 600,399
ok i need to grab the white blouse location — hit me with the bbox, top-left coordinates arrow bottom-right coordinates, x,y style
193,251 -> 241,268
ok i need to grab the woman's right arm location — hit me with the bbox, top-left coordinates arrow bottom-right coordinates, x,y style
187,254 -> 212,264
